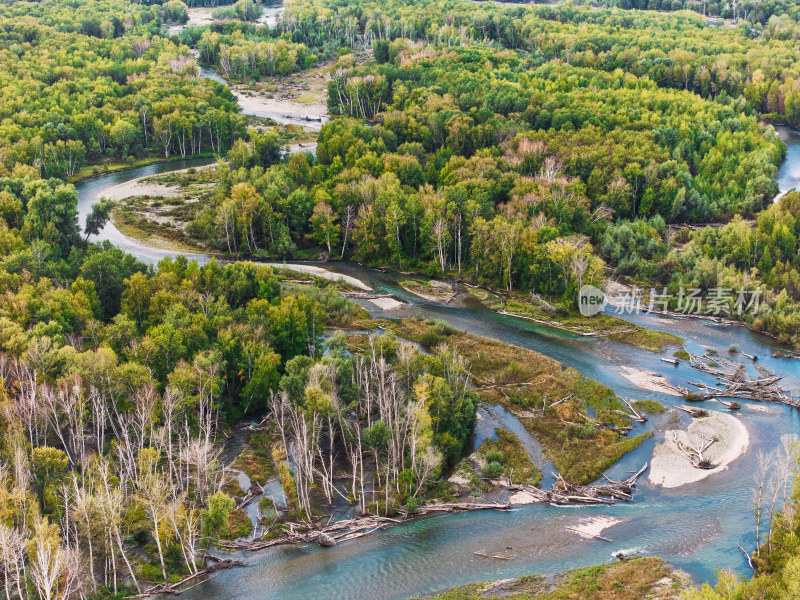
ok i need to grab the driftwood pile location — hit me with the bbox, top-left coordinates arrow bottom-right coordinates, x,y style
340,292 -> 397,300
676,405 -> 708,418
672,432 -> 717,469
506,463 -> 647,505
403,502 -> 511,516
236,482 -> 262,508
219,503 -> 510,553
218,515 -> 403,551
686,353 -> 799,408
126,556 -> 244,598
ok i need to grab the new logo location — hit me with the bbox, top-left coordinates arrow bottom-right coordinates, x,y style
578,285 -> 606,317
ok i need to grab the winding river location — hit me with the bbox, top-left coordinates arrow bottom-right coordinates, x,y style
72,132 -> 800,597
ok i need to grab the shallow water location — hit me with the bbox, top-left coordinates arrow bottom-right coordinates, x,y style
73,134 -> 800,599
775,125 -> 800,201
475,403 -> 558,488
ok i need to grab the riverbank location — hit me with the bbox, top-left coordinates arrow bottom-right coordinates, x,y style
204,62 -> 331,130
401,279 -> 458,303
648,411 -> 750,489
421,557 -> 691,600
68,153 -> 216,184
398,277 -> 683,353
465,285 -> 683,352
106,164 -> 218,253
449,427 -> 543,500
619,366 -> 683,396
381,318 -> 650,485
266,263 -> 372,291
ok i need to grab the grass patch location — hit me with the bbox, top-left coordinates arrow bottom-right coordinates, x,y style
674,350 -> 691,360
634,399 -> 666,414
112,207 -> 207,253
385,318 -> 648,485
420,557 -> 686,600
476,428 -> 542,486
221,474 -> 246,497
400,279 -> 456,303
230,431 -> 276,485
144,166 -> 219,187
222,507 -> 252,540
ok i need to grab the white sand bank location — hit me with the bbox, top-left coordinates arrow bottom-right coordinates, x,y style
369,297 -> 403,310
619,366 -> 682,396
648,410 -> 749,488
509,490 -> 539,505
101,180 -> 182,201
236,92 -> 328,119
567,516 -> 624,539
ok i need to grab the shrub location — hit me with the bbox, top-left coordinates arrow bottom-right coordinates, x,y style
429,319 -> 456,336
482,461 -> 504,479
484,449 -> 504,464
633,399 -> 666,414
404,496 -> 421,514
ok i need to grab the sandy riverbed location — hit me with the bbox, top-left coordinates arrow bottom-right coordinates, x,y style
508,489 -> 538,504
369,297 -> 403,310
568,516 -> 625,540
236,92 -> 328,118
619,366 -> 682,396
168,7 -> 215,34
232,90 -> 329,132
648,410 -> 749,488
101,179 -> 183,201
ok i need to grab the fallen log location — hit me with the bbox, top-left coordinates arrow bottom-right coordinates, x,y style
220,465 -> 649,558
672,432 -> 716,469
474,550 -> 513,560
505,463 -> 647,506
619,397 -> 647,423
738,544 -> 755,571
125,558 -> 245,598
219,515 -> 411,552
340,292 -> 397,300
280,278 -> 313,285
412,502 -> 511,514
715,399 -> 741,410
237,482 -> 263,508
676,405 -> 709,418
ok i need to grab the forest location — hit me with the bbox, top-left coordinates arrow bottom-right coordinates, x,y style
2,0 -> 800,598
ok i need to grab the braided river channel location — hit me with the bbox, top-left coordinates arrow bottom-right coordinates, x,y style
71,126 -> 800,599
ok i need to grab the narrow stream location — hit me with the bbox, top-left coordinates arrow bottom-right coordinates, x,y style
474,403 -> 558,489
71,132 -> 800,598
